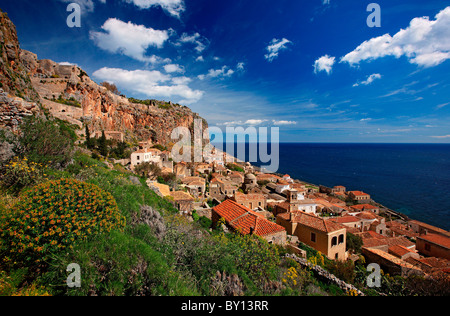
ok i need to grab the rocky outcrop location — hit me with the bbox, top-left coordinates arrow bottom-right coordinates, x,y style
0,10 -> 39,102
22,55 -> 207,145
0,88 -> 40,131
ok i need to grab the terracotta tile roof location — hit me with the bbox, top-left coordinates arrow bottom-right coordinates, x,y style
170,191 -> 195,201
418,234 -> 450,249
234,192 -> 266,202
409,220 -> 450,237
291,212 -> 345,233
363,236 -> 415,249
329,216 -> 360,224
389,245 -> 415,257
355,211 -> 378,220
349,191 -> 370,197
213,200 -> 285,237
351,204 -> 379,211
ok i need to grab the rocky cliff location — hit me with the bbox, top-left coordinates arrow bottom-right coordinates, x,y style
0,9 -> 208,146
0,10 -> 41,131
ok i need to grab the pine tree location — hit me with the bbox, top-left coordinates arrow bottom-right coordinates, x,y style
85,125 -> 92,149
99,130 -> 108,157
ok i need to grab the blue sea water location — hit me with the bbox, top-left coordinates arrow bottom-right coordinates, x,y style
218,143 -> 450,231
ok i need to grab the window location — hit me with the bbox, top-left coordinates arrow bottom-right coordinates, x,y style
311,233 -> 316,243
338,234 -> 344,245
137,156 -> 140,161
425,243 -> 431,252
331,237 -> 337,247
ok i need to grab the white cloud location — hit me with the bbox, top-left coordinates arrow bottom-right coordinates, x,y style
353,73 -> 382,87
236,62 -> 245,71
323,0 -> 330,5
58,61 -> 78,66
195,56 -> 205,62
245,119 -> 267,125
272,120 -> 297,125
198,66 -> 235,80
90,18 -> 170,63
431,135 -> 450,139
265,38 -> 292,62
436,102 -> 450,109
313,55 -> 336,74
341,6 -> 450,67
177,32 -> 209,53
164,64 -> 185,73
360,118 -> 372,122
122,0 -> 185,18
92,67 -> 204,104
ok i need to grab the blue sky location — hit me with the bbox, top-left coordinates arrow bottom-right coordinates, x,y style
2,0 -> 450,143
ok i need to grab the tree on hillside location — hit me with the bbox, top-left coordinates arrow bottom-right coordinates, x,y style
99,131 -> 108,157
100,82 -> 121,95
85,125 -> 93,149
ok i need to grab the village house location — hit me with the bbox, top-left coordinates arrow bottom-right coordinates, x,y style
130,148 -> 162,168
275,180 -> 291,194
361,247 -> 423,277
416,233 -> 450,260
386,221 -> 419,239
209,177 -> 239,201
350,204 -> 380,215
229,171 -> 245,186
276,211 -> 347,260
169,191 -> 195,215
348,191 -> 371,204
407,220 -> 450,238
233,192 -> 267,211
256,173 -> 279,184
174,162 -> 191,179
195,163 -> 213,175
182,177 -> 207,198
93,130 -> 124,142
212,200 -> 287,245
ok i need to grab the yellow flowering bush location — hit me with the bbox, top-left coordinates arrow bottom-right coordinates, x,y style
0,178 -> 126,267
0,157 -> 44,194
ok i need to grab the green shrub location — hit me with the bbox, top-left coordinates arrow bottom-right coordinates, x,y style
17,117 -> 76,168
42,230 -> 199,296
0,157 -> 45,194
0,178 -> 126,268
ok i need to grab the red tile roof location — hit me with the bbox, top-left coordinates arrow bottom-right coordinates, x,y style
329,216 -> 360,224
213,200 -> 285,237
351,204 -> 379,211
389,245 -> 415,257
291,212 -> 345,233
418,234 -> 450,249
349,191 -> 370,197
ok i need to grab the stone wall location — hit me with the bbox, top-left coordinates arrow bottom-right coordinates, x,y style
285,253 -> 365,296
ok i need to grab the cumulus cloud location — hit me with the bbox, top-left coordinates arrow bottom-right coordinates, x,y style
122,0 -> 185,18
265,38 -> 292,62
164,64 -> 185,73
353,73 -> 382,87
313,55 -> 336,74
176,32 -> 209,53
90,18 -> 171,63
341,6 -> 450,67
92,67 -> 204,104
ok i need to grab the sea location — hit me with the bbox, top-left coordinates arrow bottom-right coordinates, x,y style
215,142 -> 450,231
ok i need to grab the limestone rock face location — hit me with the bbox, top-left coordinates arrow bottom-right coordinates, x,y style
0,11 -> 39,102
